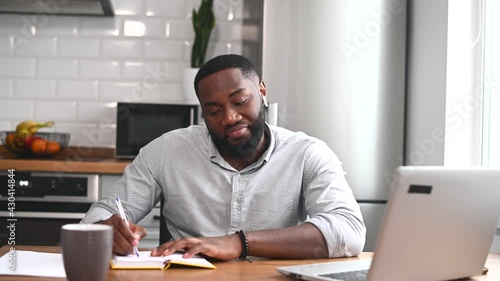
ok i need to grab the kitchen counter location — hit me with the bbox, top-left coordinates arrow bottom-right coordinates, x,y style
0,146 -> 131,174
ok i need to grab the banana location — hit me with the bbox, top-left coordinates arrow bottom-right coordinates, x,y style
15,120 -> 54,137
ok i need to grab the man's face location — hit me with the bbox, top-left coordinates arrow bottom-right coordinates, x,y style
198,68 -> 267,158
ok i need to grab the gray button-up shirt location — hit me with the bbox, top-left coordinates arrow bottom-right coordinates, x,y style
82,124 -> 366,257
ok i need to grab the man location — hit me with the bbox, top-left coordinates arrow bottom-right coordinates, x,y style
82,54 -> 366,260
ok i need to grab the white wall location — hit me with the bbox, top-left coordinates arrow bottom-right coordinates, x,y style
0,0 -> 244,147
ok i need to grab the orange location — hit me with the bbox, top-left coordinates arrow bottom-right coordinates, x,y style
5,133 -> 15,146
47,141 -> 61,154
31,139 -> 48,154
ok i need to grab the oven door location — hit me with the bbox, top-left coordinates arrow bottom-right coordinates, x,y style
0,172 -> 98,246
0,203 -> 91,246
0,215 -> 82,246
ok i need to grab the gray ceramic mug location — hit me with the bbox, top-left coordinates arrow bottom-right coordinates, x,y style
61,224 -> 113,281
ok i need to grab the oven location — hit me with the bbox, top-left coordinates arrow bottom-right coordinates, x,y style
0,172 -> 98,246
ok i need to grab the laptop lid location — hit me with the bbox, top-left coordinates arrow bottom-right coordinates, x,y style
368,166 -> 500,281
276,166 -> 500,281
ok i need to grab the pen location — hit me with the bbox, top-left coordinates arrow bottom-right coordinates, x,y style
115,197 -> 140,257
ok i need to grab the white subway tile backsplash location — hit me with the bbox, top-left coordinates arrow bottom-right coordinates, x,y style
59,38 -> 100,58
37,58 -> 78,78
14,37 -> 57,57
79,60 -> 121,79
122,61 -> 147,79
213,0 -> 244,22
80,124 -> 115,147
102,39 -> 143,58
34,16 -> 78,36
0,0 -> 244,147
0,78 -> 14,98
123,18 -> 165,37
57,80 -> 99,100
97,122 -> 116,147
79,18 -> 120,37
163,61 -> 189,81
0,57 -> 36,77
0,14 -> 35,35
167,20 -> 193,40
0,121 -> 12,131
216,21 -> 243,41
99,81 -> 141,101
210,41 -> 240,57
141,82 -> 184,103
35,101 -> 77,121
77,102 -> 116,123
0,36 -> 13,55
14,79 -> 56,99
143,62 -> 176,82
182,40 -> 192,61
111,0 -> 145,16
144,40 -> 183,59
145,0 -> 188,18
52,122 -> 97,147
0,100 -> 34,119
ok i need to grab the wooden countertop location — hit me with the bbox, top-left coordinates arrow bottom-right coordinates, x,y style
0,146 -> 131,174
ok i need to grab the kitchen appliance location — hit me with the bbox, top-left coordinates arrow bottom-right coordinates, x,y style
0,172 -> 99,246
262,0 -> 407,250
115,102 -> 199,159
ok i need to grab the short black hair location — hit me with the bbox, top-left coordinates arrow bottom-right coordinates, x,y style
194,54 -> 259,96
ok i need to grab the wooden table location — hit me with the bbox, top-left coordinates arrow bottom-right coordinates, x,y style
1,246 -> 499,280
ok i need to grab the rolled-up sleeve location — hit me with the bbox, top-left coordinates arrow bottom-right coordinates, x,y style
302,141 -> 366,257
82,146 -> 163,224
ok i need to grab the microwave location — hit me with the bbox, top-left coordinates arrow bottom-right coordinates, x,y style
116,102 -> 199,158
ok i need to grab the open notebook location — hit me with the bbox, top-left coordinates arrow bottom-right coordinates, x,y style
277,166 -> 500,281
110,251 -> 216,270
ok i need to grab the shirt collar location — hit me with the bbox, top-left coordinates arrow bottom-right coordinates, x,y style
207,123 -> 276,173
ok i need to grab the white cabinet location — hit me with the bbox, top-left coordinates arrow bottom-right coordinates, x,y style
100,174 -> 161,249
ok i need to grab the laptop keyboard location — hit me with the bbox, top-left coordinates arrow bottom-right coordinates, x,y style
319,269 -> 369,281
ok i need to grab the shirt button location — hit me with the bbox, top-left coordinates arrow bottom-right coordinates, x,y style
233,202 -> 238,207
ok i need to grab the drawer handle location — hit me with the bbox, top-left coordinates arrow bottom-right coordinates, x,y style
153,215 -> 161,220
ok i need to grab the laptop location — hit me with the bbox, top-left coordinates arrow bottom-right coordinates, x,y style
277,166 -> 500,281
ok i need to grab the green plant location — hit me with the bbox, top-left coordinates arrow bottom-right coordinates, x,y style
191,0 -> 216,68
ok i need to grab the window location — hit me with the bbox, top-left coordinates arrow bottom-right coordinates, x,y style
481,0 -> 499,166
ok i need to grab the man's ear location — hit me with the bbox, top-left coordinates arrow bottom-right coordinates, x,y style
259,80 -> 267,97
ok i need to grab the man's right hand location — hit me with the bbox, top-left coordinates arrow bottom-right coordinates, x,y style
98,214 -> 147,255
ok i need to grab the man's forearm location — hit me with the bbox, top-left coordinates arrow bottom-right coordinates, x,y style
246,223 -> 328,259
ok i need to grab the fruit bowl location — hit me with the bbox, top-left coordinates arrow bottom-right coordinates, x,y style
1,131 -> 70,157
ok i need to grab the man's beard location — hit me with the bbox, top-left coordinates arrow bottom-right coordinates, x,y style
208,104 -> 266,159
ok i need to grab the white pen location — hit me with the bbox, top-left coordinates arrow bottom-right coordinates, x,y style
115,197 -> 140,257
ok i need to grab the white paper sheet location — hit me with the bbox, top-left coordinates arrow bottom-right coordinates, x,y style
0,250 -> 66,278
